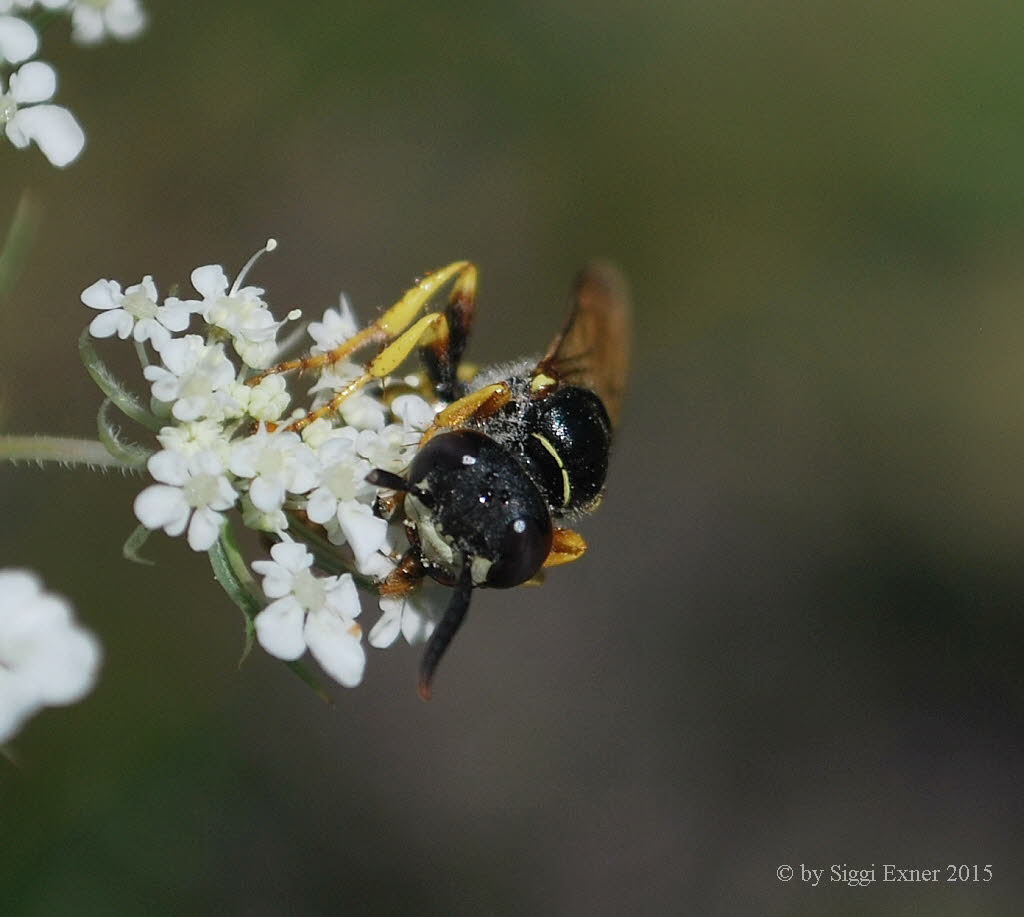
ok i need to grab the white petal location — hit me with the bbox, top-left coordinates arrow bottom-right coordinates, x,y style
134,319 -> 170,350
340,394 -> 387,431
20,603 -> 102,705
255,597 -> 306,660
171,397 -> 204,422
249,476 -> 286,513
69,7 -> 104,45
391,395 -> 435,430
147,449 -> 189,486
305,488 -> 337,525
87,309 -> 119,337
358,550 -> 398,579
158,300 -> 192,332
136,275 -> 158,300
143,366 -> 179,404
401,604 -> 436,645
0,15 -> 38,64
191,264 -> 229,300
88,309 -> 130,339
257,574 -> 293,601
81,278 -> 122,311
269,541 -> 313,573
211,476 -> 238,512
369,600 -> 402,648
187,508 -> 223,551
324,573 -> 362,620
134,485 -> 189,533
336,503 -> 388,569
5,119 -> 29,150
106,1 -> 146,40
227,441 -> 258,478
305,611 -> 365,688
0,568 -> 42,605
191,449 -> 226,477
9,104 -> 85,167
10,61 -> 56,104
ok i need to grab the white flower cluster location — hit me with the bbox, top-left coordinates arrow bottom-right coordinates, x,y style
84,242 -> 445,690
0,568 -> 102,744
0,0 -> 146,166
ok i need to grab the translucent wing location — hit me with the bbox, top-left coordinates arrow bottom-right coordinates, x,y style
535,261 -> 632,426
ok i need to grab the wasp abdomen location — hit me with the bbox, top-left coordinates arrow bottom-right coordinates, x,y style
518,386 -> 612,514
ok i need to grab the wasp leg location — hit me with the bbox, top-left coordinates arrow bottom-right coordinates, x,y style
420,262 -> 478,401
418,562 -> 473,701
418,381 -> 513,444
379,548 -> 427,597
287,310 -> 452,432
543,528 -> 587,568
248,260 -> 477,384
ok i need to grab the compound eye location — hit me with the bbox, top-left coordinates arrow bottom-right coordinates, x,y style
407,431 -> 482,486
486,514 -> 553,588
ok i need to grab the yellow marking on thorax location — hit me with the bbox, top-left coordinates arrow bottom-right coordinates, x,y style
530,373 -> 557,392
530,432 -> 571,506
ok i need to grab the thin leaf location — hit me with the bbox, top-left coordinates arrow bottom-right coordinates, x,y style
79,329 -> 162,432
0,192 -> 41,303
122,524 -> 155,566
97,399 -> 153,469
210,526 -> 332,703
208,529 -> 260,664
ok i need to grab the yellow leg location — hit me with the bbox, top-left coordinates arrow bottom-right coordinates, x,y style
287,312 -> 451,431
543,528 -> 587,567
418,382 -> 513,444
248,261 -> 477,385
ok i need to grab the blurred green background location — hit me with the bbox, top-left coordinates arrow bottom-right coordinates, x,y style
3,1 -> 1024,914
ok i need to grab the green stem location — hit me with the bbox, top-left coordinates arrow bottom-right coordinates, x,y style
0,435 -> 134,470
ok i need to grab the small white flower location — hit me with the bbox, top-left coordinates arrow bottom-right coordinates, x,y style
229,425 -> 318,515
143,335 -> 245,422
390,394 -> 435,431
233,336 -> 284,372
69,0 -> 146,46
1,61 -> 85,167
246,374 -> 290,423
156,419 -> 230,460
133,449 -> 237,551
308,297 -> 357,355
0,14 -> 37,64
180,244 -> 287,369
0,568 -> 101,744
82,276 -> 192,348
305,432 -> 375,525
252,542 -> 365,688
298,417 -> 338,449
355,423 -> 420,474
370,581 -> 447,649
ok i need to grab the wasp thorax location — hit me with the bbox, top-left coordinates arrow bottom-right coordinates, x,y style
405,431 -> 552,588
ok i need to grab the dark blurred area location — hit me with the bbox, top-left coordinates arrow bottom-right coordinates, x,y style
3,1 -> 1024,914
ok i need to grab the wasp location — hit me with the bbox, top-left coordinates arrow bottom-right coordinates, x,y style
253,261 -> 630,698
